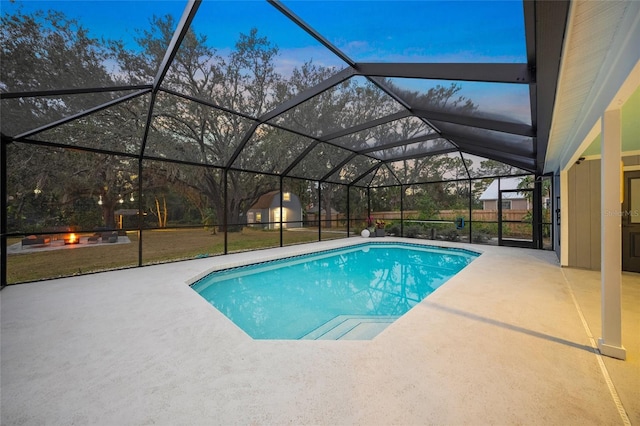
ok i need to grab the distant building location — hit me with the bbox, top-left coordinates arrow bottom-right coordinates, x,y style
479,177 -> 530,210
305,204 -> 340,224
247,191 -> 303,229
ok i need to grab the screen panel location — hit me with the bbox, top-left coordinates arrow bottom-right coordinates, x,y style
330,116 -> 435,152
1,91 -> 134,138
1,1 -> 183,91
461,153 -> 530,178
232,124 -> 315,174
287,142 -> 354,181
31,94 -> 150,155
387,79 -> 531,126
5,143 -> 140,282
160,0 -> 348,118
367,138 -> 456,162
387,151 -> 467,184
324,155 -> 381,185
433,120 -> 534,155
268,76 -> 404,138
145,92 -> 255,165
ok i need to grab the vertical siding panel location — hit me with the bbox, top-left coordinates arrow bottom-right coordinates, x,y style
590,160 -> 602,269
567,157 -> 623,271
575,162 -> 591,268
568,164 -> 577,267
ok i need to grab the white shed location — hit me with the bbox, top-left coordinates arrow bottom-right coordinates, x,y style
479,177 -> 529,211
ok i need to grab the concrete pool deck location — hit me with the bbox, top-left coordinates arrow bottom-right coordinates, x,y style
1,238 -> 638,425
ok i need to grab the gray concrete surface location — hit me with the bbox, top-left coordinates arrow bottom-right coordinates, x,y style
1,238 -> 638,425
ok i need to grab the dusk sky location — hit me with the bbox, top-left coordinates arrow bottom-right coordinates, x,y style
2,1 -> 526,62
2,0 -> 530,123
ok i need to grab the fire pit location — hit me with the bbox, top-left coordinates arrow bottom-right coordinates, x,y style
64,233 -> 80,245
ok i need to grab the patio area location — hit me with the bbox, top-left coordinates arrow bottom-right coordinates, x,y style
1,239 -> 637,425
7,234 -> 131,255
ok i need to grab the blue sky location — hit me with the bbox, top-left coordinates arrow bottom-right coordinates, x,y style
2,0 -> 526,62
2,0 -> 529,115
1,1 -> 186,50
283,0 -> 527,63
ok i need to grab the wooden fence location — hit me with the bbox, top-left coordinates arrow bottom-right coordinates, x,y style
306,209 -> 530,224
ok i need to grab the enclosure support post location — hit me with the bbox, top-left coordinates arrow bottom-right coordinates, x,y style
1,138 -> 8,287
533,174 -> 543,249
468,179 -> 473,243
367,187 -> 371,223
346,185 -> 351,238
279,176 -> 283,247
400,184 -> 404,237
497,178 -> 503,243
223,169 -> 228,255
137,159 -> 143,267
598,108 -> 625,360
317,183 -> 322,241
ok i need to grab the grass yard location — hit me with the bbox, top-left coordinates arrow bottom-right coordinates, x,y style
6,227 -> 348,284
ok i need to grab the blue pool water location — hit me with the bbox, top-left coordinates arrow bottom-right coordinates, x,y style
191,242 -> 479,340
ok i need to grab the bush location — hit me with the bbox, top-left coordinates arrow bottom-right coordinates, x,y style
471,222 -> 499,244
441,228 -> 459,241
473,222 -> 498,235
404,225 -> 423,238
387,224 -> 401,236
472,232 -> 490,243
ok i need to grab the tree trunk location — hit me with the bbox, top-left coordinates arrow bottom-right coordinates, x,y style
226,201 -> 244,232
162,196 -> 168,228
102,204 -> 116,229
323,193 -> 333,229
155,198 -> 163,228
154,196 -> 168,228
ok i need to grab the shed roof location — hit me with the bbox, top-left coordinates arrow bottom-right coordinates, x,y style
250,191 -> 280,210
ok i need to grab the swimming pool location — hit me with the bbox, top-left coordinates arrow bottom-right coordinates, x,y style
191,242 -> 479,340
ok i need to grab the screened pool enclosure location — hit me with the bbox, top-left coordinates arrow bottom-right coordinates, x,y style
1,0 -> 567,285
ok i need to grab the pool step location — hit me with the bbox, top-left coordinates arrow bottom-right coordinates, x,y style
301,315 -> 399,340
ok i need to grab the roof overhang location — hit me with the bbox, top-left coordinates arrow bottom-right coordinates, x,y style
544,0 -> 640,173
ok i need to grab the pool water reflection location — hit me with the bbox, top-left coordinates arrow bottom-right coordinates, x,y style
191,243 -> 478,340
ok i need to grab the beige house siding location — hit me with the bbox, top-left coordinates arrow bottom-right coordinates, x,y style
567,155 -> 640,270
483,200 -> 497,210
482,198 -> 529,211
511,199 -> 529,210
567,159 -> 601,270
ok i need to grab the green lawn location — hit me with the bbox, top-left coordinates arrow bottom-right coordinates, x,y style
6,227 -> 348,284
